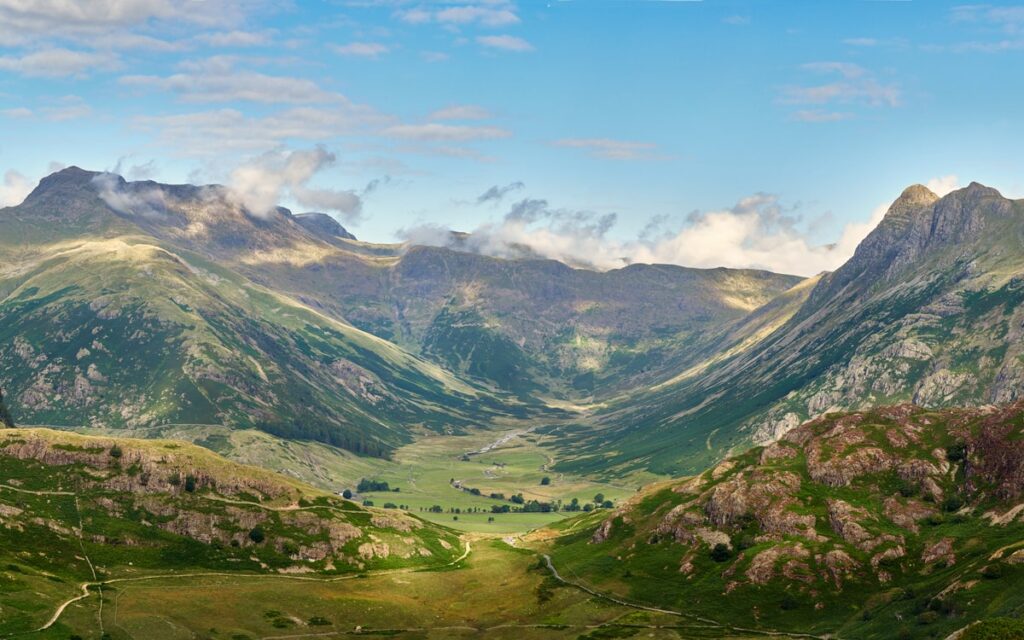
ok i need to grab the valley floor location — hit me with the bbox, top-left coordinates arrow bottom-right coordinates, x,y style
51,422 -> 656,534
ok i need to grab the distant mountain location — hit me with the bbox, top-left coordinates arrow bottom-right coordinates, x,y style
548,403 -> 1024,639
566,182 -> 1024,475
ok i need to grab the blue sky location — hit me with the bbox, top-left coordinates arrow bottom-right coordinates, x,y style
2,1 -> 1024,275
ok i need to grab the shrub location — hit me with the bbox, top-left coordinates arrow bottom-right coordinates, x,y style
308,617 -> 332,626
943,495 -> 964,513
109,445 -> 123,459
946,443 -> 967,463
780,593 -> 799,610
540,476 -> 551,485
184,475 -> 197,493
248,526 -> 266,544
342,489 -> 352,499
710,543 -> 731,562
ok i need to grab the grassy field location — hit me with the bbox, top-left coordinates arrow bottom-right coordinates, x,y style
34,540 -> 771,640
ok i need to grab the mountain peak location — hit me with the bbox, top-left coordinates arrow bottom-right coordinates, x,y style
895,183 -> 939,207
956,181 -> 1003,200
294,212 -> 356,241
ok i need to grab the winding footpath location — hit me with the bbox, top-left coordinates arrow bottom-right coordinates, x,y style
541,554 -> 831,640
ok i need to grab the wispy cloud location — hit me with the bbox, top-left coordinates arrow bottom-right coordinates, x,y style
781,61 -> 901,120
120,57 -> 346,104
383,123 -> 511,141
477,35 -> 533,52
332,42 -> 390,58
477,181 -> 524,204
0,48 -> 119,77
196,30 -> 274,48
396,3 -> 520,28
553,138 -> 665,161
429,105 -> 492,120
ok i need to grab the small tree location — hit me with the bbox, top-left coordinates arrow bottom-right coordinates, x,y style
540,476 -> 551,486
342,489 -> 353,499
0,389 -> 14,428
710,543 -> 731,562
248,526 -> 266,544
109,445 -> 123,459
593,493 -> 605,504
184,475 -> 197,493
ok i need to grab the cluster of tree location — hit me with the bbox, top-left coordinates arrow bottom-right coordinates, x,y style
0,389 -> 14,428
357,479 -> 398,493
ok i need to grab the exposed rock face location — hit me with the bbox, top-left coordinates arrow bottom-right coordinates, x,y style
586,402 -> 1024,599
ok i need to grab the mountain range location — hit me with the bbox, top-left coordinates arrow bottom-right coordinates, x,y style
2,168 -> 1024,477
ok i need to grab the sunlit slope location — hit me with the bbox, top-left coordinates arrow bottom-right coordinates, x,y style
0,234 -> 516,456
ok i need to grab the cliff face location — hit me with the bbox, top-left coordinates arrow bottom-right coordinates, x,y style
552,402 -> 1024,638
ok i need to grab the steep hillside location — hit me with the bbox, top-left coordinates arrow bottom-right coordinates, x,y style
0,428 -> 463,634
570,183 -> 1024,474
544,403 -> 1024,639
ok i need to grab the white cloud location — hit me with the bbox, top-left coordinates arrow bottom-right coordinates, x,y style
92,172 -> 169,218
436,5 -> 519,26
396,3 -> 520,27
476,34 -> 533,52
196,30 -> 273,48
429,105 -> 492,120
553,138 -> 663,161
0,170 -> 33,207
925,174 -> 960,197
0,48 -> 119,77
399,191 -> 902,277
332,42 -> 390,58
0,0 -> 247,47
227,147 -> 363,221
383,123 -> 511,141
120,58 -> 345,104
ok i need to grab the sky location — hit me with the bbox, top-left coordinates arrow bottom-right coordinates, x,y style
2,0 -> 1024,276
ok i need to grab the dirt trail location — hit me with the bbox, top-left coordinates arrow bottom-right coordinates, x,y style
541,554 -> 830,640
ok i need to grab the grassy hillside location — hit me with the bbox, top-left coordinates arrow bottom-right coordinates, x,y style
542,403 -> 1024,639
0,215 -> 524,458
0,428 -> 465,635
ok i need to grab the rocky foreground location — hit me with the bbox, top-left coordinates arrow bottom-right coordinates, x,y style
550,402 -> 1024,638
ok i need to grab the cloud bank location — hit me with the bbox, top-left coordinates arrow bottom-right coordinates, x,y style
397,187 -> 919,277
